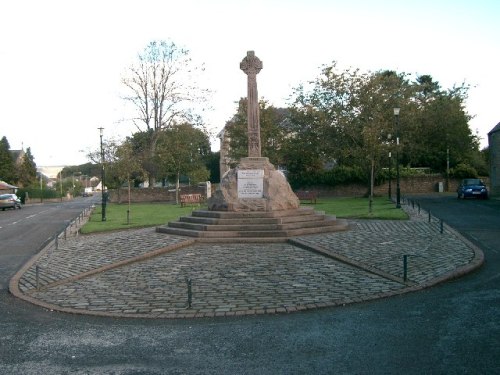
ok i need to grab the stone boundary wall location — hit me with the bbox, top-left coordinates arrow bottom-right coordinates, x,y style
306,176 -> 490,198
107,176 -> 490,203
108,186 -> 207,204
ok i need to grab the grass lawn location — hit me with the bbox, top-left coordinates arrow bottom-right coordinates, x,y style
311,196 -> 408,220
81,197 -> 406,234
81,202 -> 207,234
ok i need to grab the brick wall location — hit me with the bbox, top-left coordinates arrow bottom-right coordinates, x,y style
310,176 -> 490,197
108,176 -> 490,203
108,186 -> 207,204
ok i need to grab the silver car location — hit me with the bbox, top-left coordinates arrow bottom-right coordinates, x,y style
0,194 -> 22,210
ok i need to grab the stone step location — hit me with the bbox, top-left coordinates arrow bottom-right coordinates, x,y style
157,226 -> 290,238
156,219 -> 350,239
156,207 -> 350,240
169,216 -> 338,232
190,207 -> 316,219
180,216 -> 280,225
178,212 -> 330,226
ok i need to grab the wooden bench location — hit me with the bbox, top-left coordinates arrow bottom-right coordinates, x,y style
295,190 -> 318,204
180,194 -> 204,207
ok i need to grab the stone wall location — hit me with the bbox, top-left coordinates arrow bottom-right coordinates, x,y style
108,175 -> 491,203
309,175 -> 490,197
488,123 -> 500,197
108,186 -> 207,204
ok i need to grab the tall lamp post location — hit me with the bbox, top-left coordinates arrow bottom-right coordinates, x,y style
388,151 -> 392,199
98,127 -> 106,221
394,107 -> 401,208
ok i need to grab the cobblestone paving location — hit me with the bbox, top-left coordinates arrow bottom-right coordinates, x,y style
28,243 -> 404,317
13,204 -> 480,318
296,220 -> 475,284
18,228 -> 189,292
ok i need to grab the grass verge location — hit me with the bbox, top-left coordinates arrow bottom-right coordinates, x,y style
311,196 -> 408,220
81,203 -> 206,234
81,197 -> 407,234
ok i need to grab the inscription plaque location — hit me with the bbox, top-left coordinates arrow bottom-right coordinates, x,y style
238,169 -> 264,198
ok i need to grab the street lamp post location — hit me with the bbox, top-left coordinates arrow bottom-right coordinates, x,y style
388,151 -> 392,199
394,107 -> 401,208
98,127 -> 106,221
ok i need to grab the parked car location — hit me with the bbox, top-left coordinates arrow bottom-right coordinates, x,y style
457,178 -> 488,199
0,193 -> 22,210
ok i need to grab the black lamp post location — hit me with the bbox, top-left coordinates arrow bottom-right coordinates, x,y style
394,107 -> 401,208
388,150 -> 392,199
98,127 -> 106,221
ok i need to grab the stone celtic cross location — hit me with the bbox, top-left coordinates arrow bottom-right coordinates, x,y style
240,51 -> 263,157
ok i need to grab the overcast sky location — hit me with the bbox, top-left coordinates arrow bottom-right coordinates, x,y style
1,0 -> 498,167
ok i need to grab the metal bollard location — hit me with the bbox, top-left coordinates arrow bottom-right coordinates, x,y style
55,234 -> 58,250
186,278 -> 192,309
428,211 -> 431,223
418,203 -> 421,214
440,219 -> 444,234
403,255 -> 408,282
64,227 -> 67,240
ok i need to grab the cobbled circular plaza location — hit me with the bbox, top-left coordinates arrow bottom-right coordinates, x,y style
10,206 -> 483,319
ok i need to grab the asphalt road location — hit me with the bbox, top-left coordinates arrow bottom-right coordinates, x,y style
1,195 -> 499,374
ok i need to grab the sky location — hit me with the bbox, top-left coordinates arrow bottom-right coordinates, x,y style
1,0 -> 499,167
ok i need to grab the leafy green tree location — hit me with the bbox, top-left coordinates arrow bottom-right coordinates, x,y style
410,77 -> 481,173
121,40 -> 210,186
17,147 -> 37,187
155,123 -> 210,201
0,136 -> 16,183
225,98 -> 291,167
204,151 -> 221,183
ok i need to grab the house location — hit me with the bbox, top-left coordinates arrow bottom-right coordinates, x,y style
0,180 -> 17,194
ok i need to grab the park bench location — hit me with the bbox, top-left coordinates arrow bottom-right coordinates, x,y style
180,193 -> 204,207
295,190 -> 317,204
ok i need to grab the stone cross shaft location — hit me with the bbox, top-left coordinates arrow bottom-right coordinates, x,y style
240,51 -> 263,157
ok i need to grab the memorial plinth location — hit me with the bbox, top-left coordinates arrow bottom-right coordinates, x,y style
208,157 -> 300,212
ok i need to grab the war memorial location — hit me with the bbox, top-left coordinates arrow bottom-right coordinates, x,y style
158,51 -> 349,240
8,52 -> 483,320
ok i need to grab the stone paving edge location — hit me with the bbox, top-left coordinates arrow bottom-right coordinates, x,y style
8,218 -> 485,320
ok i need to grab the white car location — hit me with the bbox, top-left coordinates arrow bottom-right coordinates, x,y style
0,194 -> 22,210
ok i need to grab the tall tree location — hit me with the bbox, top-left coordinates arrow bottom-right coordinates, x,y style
225,98 -> 290,167
155,123 -> 210,201
121,40 -> 210,186
17,147 -> 37,187
0,136 -> 16,183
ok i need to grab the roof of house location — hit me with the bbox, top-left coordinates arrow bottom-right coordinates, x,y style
0,180 -> 18,190
488,122 -> 500,136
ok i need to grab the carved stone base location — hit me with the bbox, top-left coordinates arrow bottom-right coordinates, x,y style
208,157 -> 300,212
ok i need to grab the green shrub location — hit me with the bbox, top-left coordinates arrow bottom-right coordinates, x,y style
450,163 -> 478,178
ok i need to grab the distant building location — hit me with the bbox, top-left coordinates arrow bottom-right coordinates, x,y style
488,122 -> 500,197
217,127 -> 232,179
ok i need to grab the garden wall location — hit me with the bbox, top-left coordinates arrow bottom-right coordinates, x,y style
305,176 -> 490,197
108,176 -> 490,203
108,186 -> 207,204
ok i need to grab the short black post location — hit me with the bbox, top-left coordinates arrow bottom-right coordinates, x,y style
440,219 -> 444,234
417,203 -> 421,214
64,227 -> 67,240
186,278 -> 192,309
55,234 -> 58,250
428,211 -> 432,223
403,255 -> 408,282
